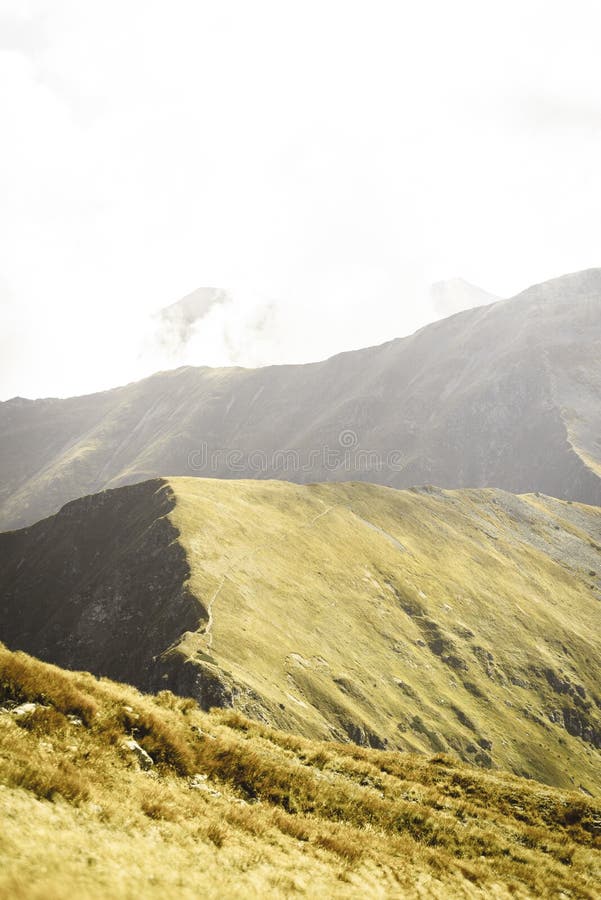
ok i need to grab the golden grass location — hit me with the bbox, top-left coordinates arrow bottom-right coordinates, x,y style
165,477 -> 601,795
1,645 -> 600,898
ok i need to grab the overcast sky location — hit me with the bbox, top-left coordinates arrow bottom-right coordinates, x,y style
1,1 -> 601,399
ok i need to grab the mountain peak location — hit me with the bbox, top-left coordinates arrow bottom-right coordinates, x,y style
430,278 -> 500,317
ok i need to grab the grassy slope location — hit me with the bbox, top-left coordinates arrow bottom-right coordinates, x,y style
1,645 -> 600,899
166,478 -> 601,794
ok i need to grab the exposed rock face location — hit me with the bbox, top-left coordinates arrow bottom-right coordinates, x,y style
123,738 -> 154,770
1,269 -> 600,531
1,476 -> 601,793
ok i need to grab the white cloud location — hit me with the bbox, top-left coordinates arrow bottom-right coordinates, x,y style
1,0 -> 601,397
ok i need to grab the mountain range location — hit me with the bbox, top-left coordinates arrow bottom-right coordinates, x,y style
2,267 -> 601,896
1,268 -> 600,532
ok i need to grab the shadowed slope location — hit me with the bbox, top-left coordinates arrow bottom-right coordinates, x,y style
0,479 -> 205,684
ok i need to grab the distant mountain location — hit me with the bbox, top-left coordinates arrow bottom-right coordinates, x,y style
1,268 -> 600,530
430,277 -> 500,317
140,285 -> 280,372
154,286 -> 229,352
1,476 -> 601,793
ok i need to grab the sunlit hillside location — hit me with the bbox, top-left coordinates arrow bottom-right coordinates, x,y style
2,477 -> 600,795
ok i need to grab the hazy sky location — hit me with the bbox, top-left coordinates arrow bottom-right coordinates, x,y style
1,1 -> 601,399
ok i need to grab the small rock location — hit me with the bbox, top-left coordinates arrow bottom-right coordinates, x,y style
13,702 -> 37,717
190,773 -> 221,796
192,726 -> 216,740
123,738 -> 154,770
67,714 -> 83,726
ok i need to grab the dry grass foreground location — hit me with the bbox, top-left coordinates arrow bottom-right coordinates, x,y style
1,645 -> 600,899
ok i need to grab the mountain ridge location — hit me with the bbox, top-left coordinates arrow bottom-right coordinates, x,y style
2,476 -> 601,795
8,267 -> 600,405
